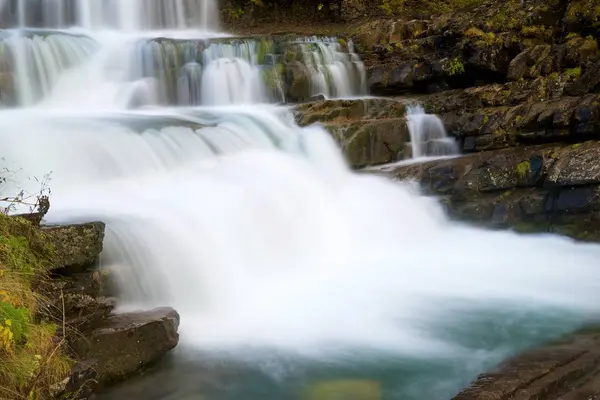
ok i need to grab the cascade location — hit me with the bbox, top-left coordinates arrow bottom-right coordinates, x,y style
0,1 -> 599,399
406,104 -> 460,159
0,0 -> 219,31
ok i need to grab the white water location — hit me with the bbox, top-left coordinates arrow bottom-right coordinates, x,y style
0,2 -> 600,398
407,104 -> 460,159
1,0 -> 219,31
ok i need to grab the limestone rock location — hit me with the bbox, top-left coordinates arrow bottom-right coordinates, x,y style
71,307 -> 180,386
42,222 -> 105,271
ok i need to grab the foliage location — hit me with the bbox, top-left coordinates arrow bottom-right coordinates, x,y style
379,0 -> 405,16
515,160 -> 531,180
447,57 -> 465,75
464,27 -> 496,45
0,190 -> 72,398
0,166 -> 51,216
565,67 -> 582,80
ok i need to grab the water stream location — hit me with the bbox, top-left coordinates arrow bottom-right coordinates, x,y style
0,1 -> 599,400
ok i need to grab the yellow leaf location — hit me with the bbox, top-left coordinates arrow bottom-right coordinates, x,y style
5,319 -> 11,326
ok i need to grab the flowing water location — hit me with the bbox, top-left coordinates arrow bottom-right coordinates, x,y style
0,2 -> 599,400
406,104 -> 459,159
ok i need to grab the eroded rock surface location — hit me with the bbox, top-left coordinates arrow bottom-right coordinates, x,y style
453,328 -> 600,400
380,141 -> 600,241
43,222 -> 105,271
71,307 -> 180,386
294,98 -> 409,166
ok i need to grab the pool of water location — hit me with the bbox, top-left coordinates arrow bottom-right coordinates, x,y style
96,306 -> 589,400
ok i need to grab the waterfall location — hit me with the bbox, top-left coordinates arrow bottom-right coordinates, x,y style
406,104 -> 460,159
0,2 -> 599,400
2,0 -> 219,31
0,32 -> 97,106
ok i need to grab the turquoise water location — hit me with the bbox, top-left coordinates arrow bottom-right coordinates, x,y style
97,306 -> 590,399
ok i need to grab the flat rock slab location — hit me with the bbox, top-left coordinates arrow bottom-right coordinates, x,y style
72,307 -> 180,386
42,221 -> 105,271
294,98 -> 406,126
453,328 -> 600,400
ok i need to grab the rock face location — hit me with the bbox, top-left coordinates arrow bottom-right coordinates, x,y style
43,222 -> 105,271
34,220 -> 180,398
351,0 -> 600,156
71,308 -> 180,386
453,328 -> 600,400
382,141 -> 600,240
294,98 -> 410,167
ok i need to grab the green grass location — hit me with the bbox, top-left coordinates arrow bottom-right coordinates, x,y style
0,213 -> 72,399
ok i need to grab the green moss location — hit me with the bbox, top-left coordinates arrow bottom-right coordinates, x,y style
565,67 -> 582,80
572,143 -> 583,149
0,213 -> 72,399
464,27 -> 497,45
447,57 -> 465,76
515,160 -> 531,180
520,25 -> 549,39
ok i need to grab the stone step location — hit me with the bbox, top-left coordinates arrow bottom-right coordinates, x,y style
69,307 -> 180,389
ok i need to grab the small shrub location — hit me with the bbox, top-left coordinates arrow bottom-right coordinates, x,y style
448,57 -> 465,75
565,67 -> 582,80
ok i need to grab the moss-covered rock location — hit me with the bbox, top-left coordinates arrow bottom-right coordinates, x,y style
327,118 -> 410,167
42,222 -> 105,272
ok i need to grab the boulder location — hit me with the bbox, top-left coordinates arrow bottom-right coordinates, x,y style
42,222 -> 105,271
71,307 -> 180,386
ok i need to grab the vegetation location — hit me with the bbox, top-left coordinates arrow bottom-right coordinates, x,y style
0,170 -> 72,399
515,160 -> 531,181
447,57 -> 465,76
565,67 -> 582,80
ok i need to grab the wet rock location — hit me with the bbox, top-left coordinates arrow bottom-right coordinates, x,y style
71,307 -> 180,387
42,222 -> 105,272
547,144 -> 600,187
327,118 -> 410,167
566,60 -> 600,97
294,98 -> 406,125
452,327 -> 600,400
52,360 -> 98,400
546,186 -> 600,213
